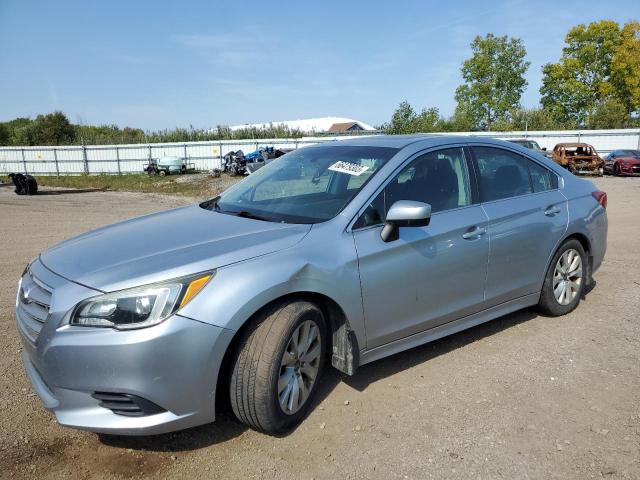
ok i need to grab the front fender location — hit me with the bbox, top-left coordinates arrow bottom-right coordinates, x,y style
177,230 -> 366,348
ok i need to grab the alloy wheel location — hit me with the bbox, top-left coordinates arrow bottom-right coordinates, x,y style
278,320 -> 322,415
553,248 -> 583,305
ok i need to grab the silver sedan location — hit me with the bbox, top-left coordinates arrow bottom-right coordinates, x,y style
16,135 -> 607,435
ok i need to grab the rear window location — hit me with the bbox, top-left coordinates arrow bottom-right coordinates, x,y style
474,147 -> 532,201
474,147 -> 557,201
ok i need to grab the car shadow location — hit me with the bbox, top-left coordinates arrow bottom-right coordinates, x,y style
98,413 -> 247,452
343,308 -> 538,392
99,306 -> 541,452
36,188 -> 107,195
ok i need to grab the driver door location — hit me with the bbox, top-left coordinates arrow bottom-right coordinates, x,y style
352,147 -> 489,349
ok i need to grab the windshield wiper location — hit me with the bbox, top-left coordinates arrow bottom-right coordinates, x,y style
234,210 -> 269,221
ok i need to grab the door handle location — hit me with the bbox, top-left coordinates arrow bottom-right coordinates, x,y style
544,205 -> 561,216
462,226 -> 487,240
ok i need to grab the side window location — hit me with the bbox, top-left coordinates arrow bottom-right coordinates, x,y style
474,147 -> 532,202
528,160 -> 557,192
354,147 -> 471,229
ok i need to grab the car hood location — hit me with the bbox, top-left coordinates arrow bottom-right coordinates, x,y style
617,157 -> 640,164
40,204 -> 311,292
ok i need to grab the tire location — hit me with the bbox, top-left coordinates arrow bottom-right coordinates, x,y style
230,301 -> 326,433
537,239 -> 587,316
159,170 -> 166,177
614,163 -> 621,176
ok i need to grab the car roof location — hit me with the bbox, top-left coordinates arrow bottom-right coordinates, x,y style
323,134 -> 513,149
555,143 -> 593,148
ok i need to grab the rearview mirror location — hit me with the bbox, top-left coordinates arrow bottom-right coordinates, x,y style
381,200 -> 431,242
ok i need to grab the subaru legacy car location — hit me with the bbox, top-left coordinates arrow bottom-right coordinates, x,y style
16,136 -> 607,435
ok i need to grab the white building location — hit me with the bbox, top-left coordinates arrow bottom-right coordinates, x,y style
229,117 -> 375,133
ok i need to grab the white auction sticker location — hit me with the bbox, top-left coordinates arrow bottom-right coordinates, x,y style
328,161 -> 369,176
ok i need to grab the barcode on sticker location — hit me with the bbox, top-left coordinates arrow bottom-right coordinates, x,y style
328,161 -> 369,176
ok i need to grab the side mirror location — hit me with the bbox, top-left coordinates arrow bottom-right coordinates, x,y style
542,147 -> 547,151
381,200 -> 431,242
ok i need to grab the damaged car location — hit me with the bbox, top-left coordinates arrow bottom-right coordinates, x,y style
551,143 -> 604,176
223,146 -> 292,176
604,149 -> 640,176
16,136 -> 607,436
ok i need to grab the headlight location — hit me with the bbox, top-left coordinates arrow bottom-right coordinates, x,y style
70,272 -> 213,330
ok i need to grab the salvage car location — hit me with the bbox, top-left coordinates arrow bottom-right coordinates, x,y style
223,146 -> 291,176
144,156 -> 195,176
507,139 -> 551,158
604,149 -> 640,176
551,143 -> 604,176
16,136 -> 607,435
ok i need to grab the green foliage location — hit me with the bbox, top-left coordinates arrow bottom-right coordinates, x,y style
382,101 -> 450,134
0,123 -> 9,145
383,101 -> 486,134
455,34 -> 530,130
507,107 -> 575,131
610,21 -> 640,114
439,105 -> 475,132
587,98 -> 632,129
0,114 -> 305,146
541,20 -> 640,126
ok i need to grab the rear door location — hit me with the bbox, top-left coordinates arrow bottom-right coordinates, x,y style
470,145 -> 568,307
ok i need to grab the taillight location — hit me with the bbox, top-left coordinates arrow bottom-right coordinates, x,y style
592,190 -> 607,209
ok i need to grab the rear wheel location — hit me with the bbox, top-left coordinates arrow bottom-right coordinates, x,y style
537,239 -> 587,316
230,301 -> 326,433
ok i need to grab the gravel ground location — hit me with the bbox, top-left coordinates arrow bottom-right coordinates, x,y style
0,177 -> 638,479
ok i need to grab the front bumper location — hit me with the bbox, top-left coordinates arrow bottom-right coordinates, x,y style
17,259 -> 235,435
618,165 -> 640,176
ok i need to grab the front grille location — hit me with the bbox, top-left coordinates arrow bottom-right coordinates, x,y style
91,392 -> 166,417
16,269 -> 53,344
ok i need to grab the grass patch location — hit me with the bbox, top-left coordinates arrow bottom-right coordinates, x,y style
0,173 -> 240,198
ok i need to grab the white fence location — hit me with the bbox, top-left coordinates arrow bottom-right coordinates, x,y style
0,129 -> 638,176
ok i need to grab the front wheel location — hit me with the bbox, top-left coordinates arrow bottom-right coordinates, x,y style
537,239 -> 587,316
230,301 -> 326,433
614,163 -> 621,176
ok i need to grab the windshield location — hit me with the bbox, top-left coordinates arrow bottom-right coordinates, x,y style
202,145 -> 398,224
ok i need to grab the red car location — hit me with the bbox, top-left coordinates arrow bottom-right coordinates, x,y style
604,149 -> 640,176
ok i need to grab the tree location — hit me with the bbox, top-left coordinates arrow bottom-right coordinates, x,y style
610,21 -> 640,115
437,105 -> 475,132
588,98 -> 631,129
455,34 -> 530,130
540,20 -> 640,126
30,112 -> 76,145
508,107 -> 574,131
383,102 -> 448,134
385,101 -> 417,134
0,123 -> 9,145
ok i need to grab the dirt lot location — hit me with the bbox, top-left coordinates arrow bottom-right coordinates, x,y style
0,177 -> 638,479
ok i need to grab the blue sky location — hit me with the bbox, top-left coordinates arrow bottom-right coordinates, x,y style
0,0 -> 638,130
